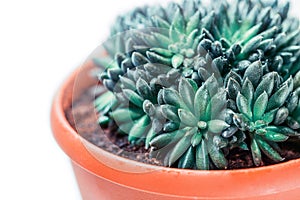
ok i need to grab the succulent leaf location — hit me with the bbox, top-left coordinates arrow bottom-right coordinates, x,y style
264,131 -> 289,142
250,137 -> 262,166
237,92 -> 252,120
243,61 -> 263,88
194,85 -> 209,120
267,84 -> 290,111
196,140 -> 209,170
208,120 -> 230,134
253,91 -> 268,121
178,146 -> 195,169
168,130 -> 195,166
256,137 -> 284,162
178,109 -> 198,127
178,78 -> 195,111
128,115 -> 150,143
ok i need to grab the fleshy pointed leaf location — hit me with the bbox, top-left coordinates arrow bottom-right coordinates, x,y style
210,89 -> 227,119
204,74 -> 219,97
118,121 -> 134,135
274,107 -> 289,125
237,92 -> 252,120
187,79 -> 198,92
227,78 -> 241,100
258,26 -> 278,38
242,36 -> 263,54
146,51 -> 172,65
150,47 -> 173,57
163,121 -> 180,132
152,16 -> 170,29
254,72 -> 275,100
242,23 -> 262,43
123,89 -> 144,107
251,138 -> 262,166
265,126 -> 299,136
263,109 -> 278,124
119,76 -> 136,91
182,0 -> 196,19
179,78 -> 195,112
161,105 -> 180,122
256,137 -> 284,162
95,91 -> 115,111
131,52 -> 149,67
198,67 -> 211,82
136,78 -> 153,100
152,32 -> 172,49
172,8 -> 185,33
208,144 -> 228,169
191,132 -> 203,147
145,128 -> 156,149
149,128 -> 187,149
253,91 -> 268,121
172,54 -> 184,68
168,133 -> 193,166
178,109 -> 198,127
98,116 -> 110,126
128,115 -> 150,143
162,88 -> 186,109
107,68 -> 122,82
169,24 -> 181,42
186,10 -> 200,34
196,140 -> 209,170
178,146 -> 195,169
194,85 -> 210,120
264,131 -> 289,142
208,120 -> 230,134
243,60 -> 263,87
224,70 -> 242,86
287,116 -> 300,130
109,108 -> 142,123
267,84 -> 290,111
241,78 -> 254,106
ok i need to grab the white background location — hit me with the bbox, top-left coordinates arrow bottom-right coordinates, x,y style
0,0 -> 298,199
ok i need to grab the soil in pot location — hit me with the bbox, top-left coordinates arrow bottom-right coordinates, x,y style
66,85 -> 300,170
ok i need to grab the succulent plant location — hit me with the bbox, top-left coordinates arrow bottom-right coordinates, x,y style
97,0 -> 231,93
105,68 -> 160,147
149,76 -> 230,169
211,0 -> 300,78
226,60 -> 300,166
94,0 -> 300,170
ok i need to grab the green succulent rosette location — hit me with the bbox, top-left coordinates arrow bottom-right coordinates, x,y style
93,0 -> 300,170
211,0 -> 300,77
226,60 -> 300,166
148,76 -> 230,169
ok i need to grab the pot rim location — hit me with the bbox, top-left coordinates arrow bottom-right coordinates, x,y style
51,61 -> 300,199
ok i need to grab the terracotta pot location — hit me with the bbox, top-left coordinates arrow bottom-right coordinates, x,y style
51,61 -> 300,200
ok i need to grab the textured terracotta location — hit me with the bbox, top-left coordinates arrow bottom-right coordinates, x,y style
51,61 -> 300,199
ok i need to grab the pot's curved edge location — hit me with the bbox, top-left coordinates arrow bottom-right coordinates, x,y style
51,61 -> 300,199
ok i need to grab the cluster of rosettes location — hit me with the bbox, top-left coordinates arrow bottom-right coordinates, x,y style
95,0 -> 300,169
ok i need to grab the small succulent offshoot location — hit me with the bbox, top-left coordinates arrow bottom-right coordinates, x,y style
94,0 -> 300,170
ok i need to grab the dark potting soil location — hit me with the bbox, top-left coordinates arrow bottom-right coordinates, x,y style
65,86 -> 300,170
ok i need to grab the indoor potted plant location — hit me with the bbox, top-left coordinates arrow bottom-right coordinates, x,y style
51,0 -> 300,199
